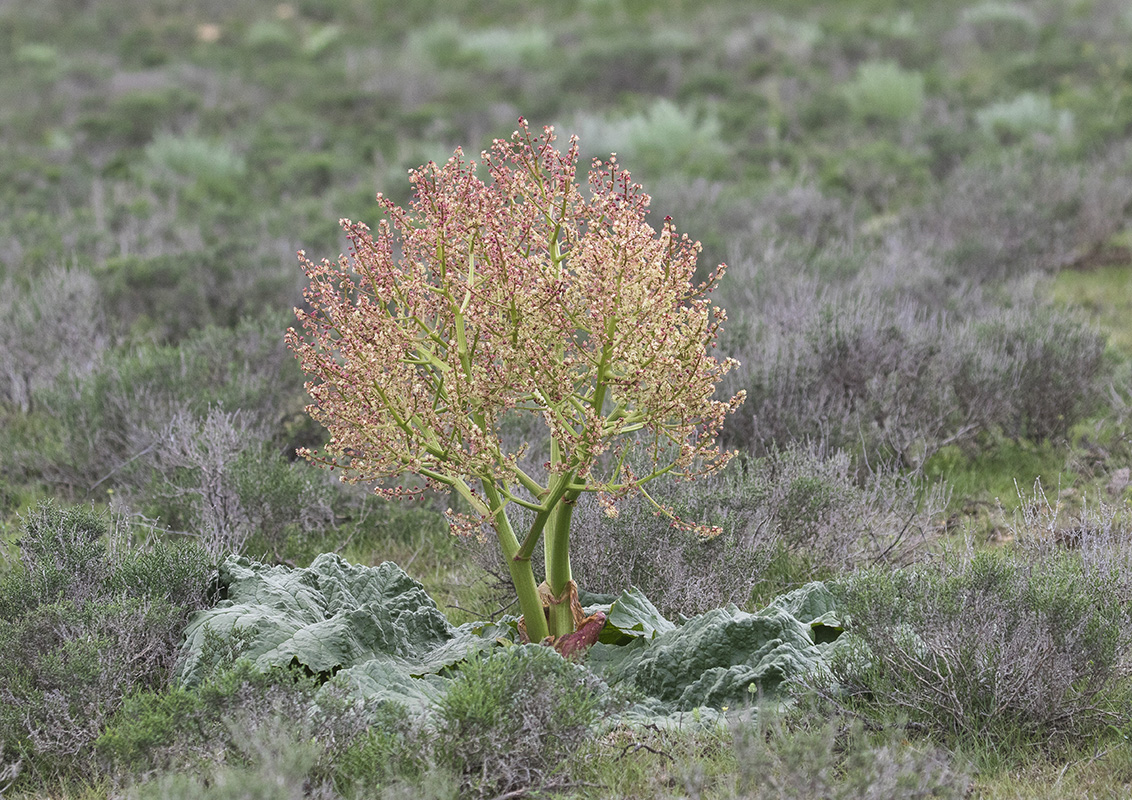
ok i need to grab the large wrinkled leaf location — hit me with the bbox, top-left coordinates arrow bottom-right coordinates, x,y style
766,581 -> 844,644
590,586 -> 676,644
329,658 -> 448,710
176,554 -> 481,696
175,554 -> 841,720
587,587 -> 840,711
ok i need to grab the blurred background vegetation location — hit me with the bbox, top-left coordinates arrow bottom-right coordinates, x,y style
4,0 -> 1132,598
3,0 -> 1131,589
2,0 -> 1132,794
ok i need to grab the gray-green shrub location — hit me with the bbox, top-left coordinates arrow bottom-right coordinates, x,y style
726,290 -> 1107,464
98,660 -> 385,784
729,714 -> 969,799
7,313 -> 304,498
565,445 -> 945,616
432,644 -> 612,799
0,266 -> 107,413
817,546 -> 1132,757
0,503 -> 211,787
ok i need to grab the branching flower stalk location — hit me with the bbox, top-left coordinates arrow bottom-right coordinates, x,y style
287,120 -> 745,643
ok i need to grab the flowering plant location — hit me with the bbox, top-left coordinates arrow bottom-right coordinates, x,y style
287,120 -> 744,644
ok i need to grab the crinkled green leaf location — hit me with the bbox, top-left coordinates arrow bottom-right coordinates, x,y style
457,615 -> 523,645
766,581 -> 844,644
176,554 -> 466,690
588,595 -> 838,711
585,586 -> 675,644
175,554 -> 842,721
326,657 -> 448,711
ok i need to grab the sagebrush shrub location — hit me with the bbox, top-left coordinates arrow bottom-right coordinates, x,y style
563,445 -> 945,616
843,61 -> 925,124
98,660 -> 384,784
333,701 -> 436,796
959,1 -> 1040,51
231,442 -> 337,562
819,546 -> 1132,755
730,714 -> 969,799
12,313 -> 304,498
975,92 -> 1073,145
971,306 -> 1106,441
0,502 -> 212,788
0,266 -> 106,413
725,286 -> 1108,463
921,148 -> 1132,283
569,99 -> 731,179
433,644 -> 611,799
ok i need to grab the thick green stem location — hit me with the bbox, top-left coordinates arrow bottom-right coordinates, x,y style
544,486 -> 581,637
481,478 -> 549,642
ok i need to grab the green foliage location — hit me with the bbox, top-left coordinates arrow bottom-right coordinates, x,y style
144,134 -> 247,184
433,645 -> 611,798
5,501 -> 109,609
92,683 -> 202,774
333,702 -> 432,794
922,438 -> 1070,510
98,659 -> 385,785
1,501 -> 210,613
976,92 -> 1074,145
820,139 -> 934,211
961,2 -> 1040,52
231,442 -> 336,562
125,730 -> 324,800
588,582 -> 841,712
175,554 -> 468,692
843,61 -> 926,124
1051,263 -> 1132,357
0,502 -> 212,789
599,586 -> 677,644
173,552 -> 843,728
571,99 -> 732,179
821,547 -> 1132,761
78,89 -> 201,150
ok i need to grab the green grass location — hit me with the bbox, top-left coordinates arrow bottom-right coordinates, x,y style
1050,262 -> 1132,357
924,439 -> 1074,514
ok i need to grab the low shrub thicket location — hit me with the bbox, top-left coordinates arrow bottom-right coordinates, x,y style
815,542 -> 1132,761
4,313 -> 305,498
98,661 -> 384,790
0,502 -> 212,788
728,714 -> 970,800
0,266 -> 107,414
567,444 -> 946,616
432,644 -> 614,799
917,147 -> 1132,283
463,442 -> 944,620
727,293 -> 1106,465
144,408 -> 336,560
107,644 -> 614,800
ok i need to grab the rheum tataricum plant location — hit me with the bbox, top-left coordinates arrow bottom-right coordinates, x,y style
287,120 -> 745,645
